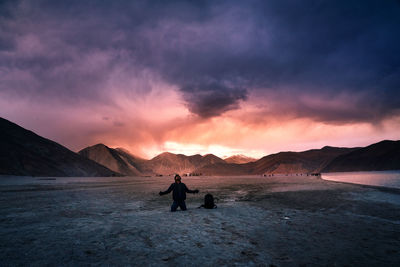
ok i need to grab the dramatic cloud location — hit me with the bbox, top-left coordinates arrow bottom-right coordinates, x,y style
0,0 -> 399,156
181,83 -> 247,118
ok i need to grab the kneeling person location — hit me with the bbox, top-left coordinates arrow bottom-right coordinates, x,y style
159,174 -> 199,212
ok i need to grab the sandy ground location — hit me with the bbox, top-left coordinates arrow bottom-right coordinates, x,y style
1,175 -> 400,266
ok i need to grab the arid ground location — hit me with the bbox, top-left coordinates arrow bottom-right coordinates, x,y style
1,175 -> 399,266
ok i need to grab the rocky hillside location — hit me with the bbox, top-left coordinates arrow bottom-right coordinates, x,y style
0,118 -> 118,177
79,144 -> 142,176
224,154 -> 257,164
195,146 -> 358,175
79,146 -> 227,176
321,140 -> 400,172
249,146 -> 359,174
141,152 -> 226,175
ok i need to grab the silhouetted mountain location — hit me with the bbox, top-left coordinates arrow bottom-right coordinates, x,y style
78,147 -> 227,176
196,146 -> 358,175
142,152 -> 226,175
249,146 -> 359,174
7,114 -> 396,177
115,148 -> 146,162
79,144 -> 142,176
322,140 -> 400,172
114,148 -> 148,172
202,154 -> 227,165
195,162 -> 250,176
224,154 -> 257,164
0,118 -> 119,177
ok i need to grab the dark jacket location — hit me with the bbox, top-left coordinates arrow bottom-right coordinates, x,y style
160,182 -> 196,201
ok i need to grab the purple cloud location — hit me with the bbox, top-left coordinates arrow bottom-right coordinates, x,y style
0,0 -> 399,121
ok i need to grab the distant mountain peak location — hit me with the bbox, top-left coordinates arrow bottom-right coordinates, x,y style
151,151 -> 176,160
159,151 -> 175,156
94,143 -> 107,147
203,153 -> 220,158
88,143 -> 109,149
79,144 -> 143,176
224,154 -> 257,164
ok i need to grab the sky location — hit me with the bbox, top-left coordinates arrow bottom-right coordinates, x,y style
1,0 -> 400,159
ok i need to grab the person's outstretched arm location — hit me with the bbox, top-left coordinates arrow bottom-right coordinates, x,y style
159,184 -> 174,196
184,184 -> 199,194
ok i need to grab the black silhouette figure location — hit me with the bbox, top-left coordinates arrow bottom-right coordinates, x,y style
159,174 -> 199,212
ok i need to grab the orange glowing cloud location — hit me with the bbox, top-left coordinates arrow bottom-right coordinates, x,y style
2,86 -> 400,159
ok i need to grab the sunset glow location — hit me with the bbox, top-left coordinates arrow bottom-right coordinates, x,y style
1,1 -> 399,159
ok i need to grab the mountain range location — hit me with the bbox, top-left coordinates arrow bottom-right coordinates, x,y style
79,141 -> 400,176
78,146 -> 226,176
1,117 -> 400,177
195,146 -> 359,175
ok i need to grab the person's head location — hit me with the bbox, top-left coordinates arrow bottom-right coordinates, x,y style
174,174 -> 181,183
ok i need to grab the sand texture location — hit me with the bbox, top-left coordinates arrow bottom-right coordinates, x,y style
1,175 -> 399,266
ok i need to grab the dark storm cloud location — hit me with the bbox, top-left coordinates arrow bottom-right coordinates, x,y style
1,0 -> 400,121
181,83 -> 248,118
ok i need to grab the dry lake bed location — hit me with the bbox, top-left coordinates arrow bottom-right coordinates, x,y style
1,175 -> 400,266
